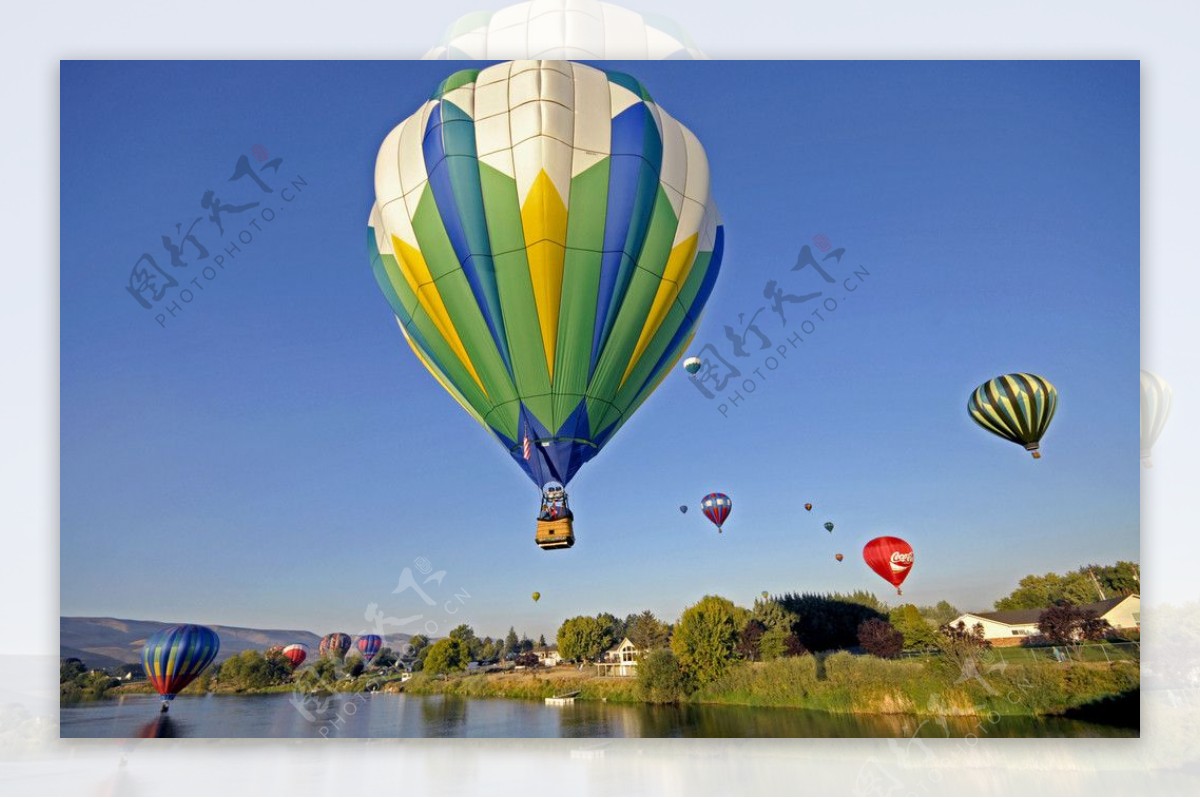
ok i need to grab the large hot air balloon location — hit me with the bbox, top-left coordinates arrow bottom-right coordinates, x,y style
824,522 -> 834,534
368,61 -> 724,550
700,492 -> 731,533
356,635 -> 383,663
683,356 -> 702,375
141,624 -> 220,712
319,633 -> 351,660
863,536 -> 914,595
281,643 -> 308,669
531,591 -> 541,603
968,373 -> 1057,458
1141,370 -> 1172,467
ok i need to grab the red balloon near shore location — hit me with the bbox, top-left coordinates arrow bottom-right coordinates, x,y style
862,536 -> 914,594
281,643 -> 308,669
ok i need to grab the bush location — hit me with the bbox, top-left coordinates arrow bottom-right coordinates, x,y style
637,650 -> 690,704
671,595 -> 747,686
857,619 -> 903,659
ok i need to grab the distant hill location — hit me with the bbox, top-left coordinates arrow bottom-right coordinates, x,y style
60,617 -> 411,670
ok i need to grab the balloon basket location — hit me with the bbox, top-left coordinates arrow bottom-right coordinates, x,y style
536,518 -> 575,550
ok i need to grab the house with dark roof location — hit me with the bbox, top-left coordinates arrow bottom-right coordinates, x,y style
947,594 -> 1139,646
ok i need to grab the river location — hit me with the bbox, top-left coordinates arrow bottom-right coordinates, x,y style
60,693 -> 1136,738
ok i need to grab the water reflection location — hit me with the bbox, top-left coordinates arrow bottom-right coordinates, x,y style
60,693 -> 1136,739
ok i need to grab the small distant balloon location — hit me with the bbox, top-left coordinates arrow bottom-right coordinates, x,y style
804,503 -> 813,512
531,591 -> 541,603
1141,370 -> 1172,467
835,553 -> 844,562
683,356 -> 703,375
679,505 -> 688,514
761,591 -> 769,599
824,522 -> 835,533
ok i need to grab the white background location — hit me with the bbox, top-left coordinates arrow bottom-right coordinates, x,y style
4,0 -> 1197,794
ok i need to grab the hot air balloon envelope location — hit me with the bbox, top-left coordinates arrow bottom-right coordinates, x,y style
701,492 -> 731,532
532,591 -> 541,602
319,633 -> 352,659
968,373 -> 1057,458
679,505 -> 688,514
357,635 -> 383,663
683,356 -> 702,375
835,553 -> 844,562
141,624 -> 220,702
804,503 -> 813,512
368,61 -> 725,493
281,644 -> 308,669
863,536 -> 914,594
824,522 -> 834,533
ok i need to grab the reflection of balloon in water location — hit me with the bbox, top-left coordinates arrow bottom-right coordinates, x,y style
281,644 -> 308,669
700,492 -> 732,533
683,356 -> 702,375
357,635 -> 383,663
368,61 -> 725,538
835,553 -> 844,562
141,624 -> 220,706
968,373 -> 1057,459
1141,370 -> 1172,467
824,522 -> 834,533
863,536 -> 914,595
319,633 -> 351,660
679,505 -> 688,514
532,591 -> 541,603
804,503 -> 813,512
422,1 -> 707,60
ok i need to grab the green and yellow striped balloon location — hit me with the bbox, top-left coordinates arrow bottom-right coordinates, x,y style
968,373 -> 1058,458
368,60 -> 724,489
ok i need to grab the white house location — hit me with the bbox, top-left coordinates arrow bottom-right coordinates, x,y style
535,646 -> 561,667
596,637 -> 639,676
948,594 -> 1140,646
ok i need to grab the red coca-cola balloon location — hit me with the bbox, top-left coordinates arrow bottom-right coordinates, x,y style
863,536 -> 914,595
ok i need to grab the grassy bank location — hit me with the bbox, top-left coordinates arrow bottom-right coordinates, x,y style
690,653 -> 1140,717
401,669 -> 641,703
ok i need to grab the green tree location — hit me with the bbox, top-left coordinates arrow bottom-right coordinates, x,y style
346,657 -> 366,678
60,658 -> 86,683
595,612 -> 624,648
423,638 -> 471,674
995,562 -> 1140,610
636,649 -> 690,704
831,590 -> 889,614
504,627 -> 519,657
215,650 -> 292,691
736,620 -> 766,661
626,610 -> 671,650
373,647 -> 398,668
889,604 -> 940,650
557,616 -> 609,662
479,641 -> 498,661
449,625 -> 482,659
537,634 -> 547,648
758,625 -> 794,660
671,595 -> 745,686
917,600 -> 960,627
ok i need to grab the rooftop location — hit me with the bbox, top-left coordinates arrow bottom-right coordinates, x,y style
963,595 -> 1136,626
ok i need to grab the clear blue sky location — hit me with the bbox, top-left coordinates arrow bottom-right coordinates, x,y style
61,60 -> 1139,641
